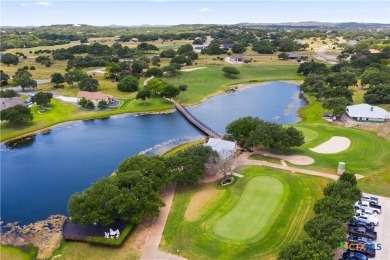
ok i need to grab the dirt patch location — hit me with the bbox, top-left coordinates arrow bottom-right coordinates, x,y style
181,67 -> 207,72
184,186 -> 223,222
132,218 -> 153,250
310,136 -> 351,154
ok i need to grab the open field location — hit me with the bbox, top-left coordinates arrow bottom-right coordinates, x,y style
160,166 -> 330,259
0,97 -> 173,142
165,64 -> 303,105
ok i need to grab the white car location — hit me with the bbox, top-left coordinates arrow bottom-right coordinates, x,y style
354,213 -> 379,226
355,200 -> 381,214
360,194 -> 379,205
355,208 -> 378,216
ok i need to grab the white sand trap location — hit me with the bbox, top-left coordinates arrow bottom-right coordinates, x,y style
260,152 -> 314,165
310,136 -> 351,154
181,67 -> 207,72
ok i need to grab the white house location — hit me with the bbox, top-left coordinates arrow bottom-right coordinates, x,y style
229,55 -> 246,63
346,104 -> 390,123
206,138 -> 237,160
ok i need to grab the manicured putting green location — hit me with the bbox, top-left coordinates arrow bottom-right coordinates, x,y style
213,176 -> 284,240
294,126 -> 319,143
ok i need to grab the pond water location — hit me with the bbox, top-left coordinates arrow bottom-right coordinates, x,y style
0,81 -> 304,225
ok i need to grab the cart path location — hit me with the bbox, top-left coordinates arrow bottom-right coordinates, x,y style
140,183 -> 186,260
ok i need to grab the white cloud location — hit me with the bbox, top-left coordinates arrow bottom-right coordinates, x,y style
34,2 -> 53,6
197,7 -> 211,12
19,3 -> 30,7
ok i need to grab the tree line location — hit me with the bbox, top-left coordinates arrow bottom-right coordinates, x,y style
278,173 -> 361,260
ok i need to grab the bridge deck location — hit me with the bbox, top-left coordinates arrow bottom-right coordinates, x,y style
170,100 -> 221,138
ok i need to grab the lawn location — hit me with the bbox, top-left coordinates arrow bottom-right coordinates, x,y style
165,64 -> 303,105
0,245 -> 38,260
160,166 -> 330,259
0,97 -> 173,142
213,176 -> 285,241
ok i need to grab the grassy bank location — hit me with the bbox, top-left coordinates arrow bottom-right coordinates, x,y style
166,64 -> 303,105
1,97 -> 173,142
160,166 -> 329,259
0,245 -> 38,260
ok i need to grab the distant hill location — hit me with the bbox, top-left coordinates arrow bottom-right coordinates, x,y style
236,21 -> 390,28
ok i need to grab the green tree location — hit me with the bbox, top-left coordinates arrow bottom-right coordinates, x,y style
51,72 -> 65,87
162,65 -> 178,78
204,43 -> 225,55
31,92 -> 53,108
131,60 -> 149,74
0,89 -> 19,98
160,84 -> 180,99
145,78 -> 166,96
78,97 -> 95,109
277,52 -> 289,60
323,181 -> 361,204
304,214 -> 347,248
178,84 -> 188,100
160,49 -> 177,58
322,97 -> 351,117
64,70 -> 88,87
222,66 -> 240,78
79,77 -> 99,92
338,172 -> 358,186
1,53 -> 19,65
232,43 -> 245,54
0,105 -> 33,125
361,69 -> 390,87
177,44 -> 194,54
0,70 -> 10,86
117,75 -> 139,92
12,69 -> 37,91
167,146 -> 217,185
145,67 -> 163,77
278,238 -> 334,260
225,116 -> 263,147
314,196 -> 354,222
297,61 -> 330,76
325,72 -> 357,88
97,100 -> 108,109
363,85 -> 390,104
136,89 -> 151,105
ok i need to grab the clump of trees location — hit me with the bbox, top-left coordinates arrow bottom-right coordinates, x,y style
117,75 -> 139,92
0,89 -> 19,98
31,92 -> 53,109
12,69 -> 37,91
68,146 -> 216,226
226,116 -> 304,149
142,78 -> 180,100
278,172 -> 360,260
1,53 -> 19,65
0,70 -> 10,86
0,105 -> 33,125
222,67 -> 240,78
78,97 -> 95,109
363,85 -> 390,104
79,77 -> 99,92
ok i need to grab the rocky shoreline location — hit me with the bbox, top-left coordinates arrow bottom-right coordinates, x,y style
1,215 -> 66,259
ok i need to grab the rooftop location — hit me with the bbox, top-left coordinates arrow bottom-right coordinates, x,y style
0,97 -> 25,111
77,91 -> 114,100
206,138 -> 236,159
346,104 -> 390,119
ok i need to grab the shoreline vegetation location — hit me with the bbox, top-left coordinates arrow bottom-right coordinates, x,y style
1,79 -> 303,143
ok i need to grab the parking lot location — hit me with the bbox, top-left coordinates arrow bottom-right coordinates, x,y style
371,194 -> 390,260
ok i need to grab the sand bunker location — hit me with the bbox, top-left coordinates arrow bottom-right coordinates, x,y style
310,136 -> 351,154
181,67 -> 207,72
260,152 -> 314,165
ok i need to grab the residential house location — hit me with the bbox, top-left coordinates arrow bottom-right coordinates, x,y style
346,104 -> 390,123
76,91 -> 115,106
220,43 -> 234,49
287,53 -> 301,60
206,138 -> 237,160
0,97 -> 25,111
229,55 -> 246,63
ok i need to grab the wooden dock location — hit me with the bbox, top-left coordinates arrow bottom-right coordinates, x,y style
170,99 -> 221,138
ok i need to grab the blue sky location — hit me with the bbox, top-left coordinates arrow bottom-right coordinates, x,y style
1,1 -> 389,26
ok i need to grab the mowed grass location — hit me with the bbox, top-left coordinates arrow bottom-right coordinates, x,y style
266,124 -> 390,196
213,176 -> 285,241
0,97 -> 173,142
165,64 -> 303,105
0,245 -> 38,260
160,166 -> 330,259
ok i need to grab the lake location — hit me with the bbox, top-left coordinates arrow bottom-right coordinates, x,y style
0,81 -> 304,224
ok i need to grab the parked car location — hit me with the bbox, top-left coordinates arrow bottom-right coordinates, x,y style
348,236 -> 373,244
348,219 -> 375,232
355,200 -> 381,214
347,245 -> 376,258
360,194 -> 379,205
354,214 -> 378,226
341,250 -> 368,260
348,226 -> 377,240
355,208 -> 378,216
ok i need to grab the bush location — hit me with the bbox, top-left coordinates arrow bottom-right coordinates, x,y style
30,66 -> 36,70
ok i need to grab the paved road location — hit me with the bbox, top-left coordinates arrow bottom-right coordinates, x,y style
140,183 -> 186,260
371,194 -> 390,260
314,46 -> 338,65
